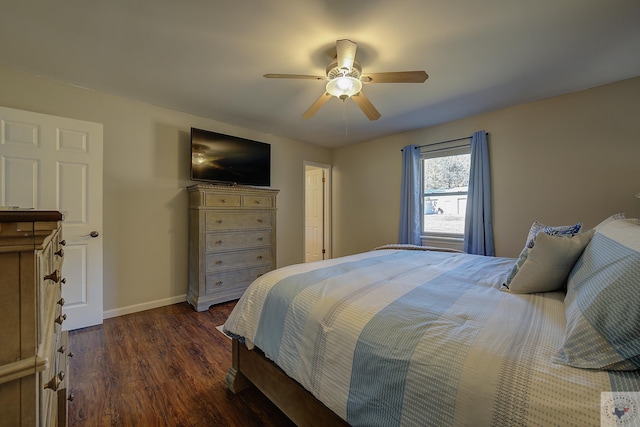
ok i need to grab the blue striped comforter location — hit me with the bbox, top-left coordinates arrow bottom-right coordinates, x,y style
224,249 -> 640,426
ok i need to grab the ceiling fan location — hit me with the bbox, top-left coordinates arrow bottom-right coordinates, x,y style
263,39 -> 428,121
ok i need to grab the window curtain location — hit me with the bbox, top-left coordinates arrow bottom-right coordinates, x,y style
464,130 -> 495,255
398,144 -> 421,245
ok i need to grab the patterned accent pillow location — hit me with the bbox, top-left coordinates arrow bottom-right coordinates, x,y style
525,221 -> 582,248
503,247 -> 529,287
503,230 -> 594,294
503,220 -> 583,288
554,216 -> 640,370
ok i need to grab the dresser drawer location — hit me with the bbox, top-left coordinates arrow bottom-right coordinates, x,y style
205,265 -> 271,294
40,329 -> 62,427
206,230 -> 272,251
204,193 -> 241,207
56,331 -> 69,376
206,248 -> 272,271
205,211 -> 272,231
41,369 -> 59,427
242,195 -> 273,208
52,232 -> 65,276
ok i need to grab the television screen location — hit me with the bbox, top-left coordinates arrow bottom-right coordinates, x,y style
190,128 -> 271,186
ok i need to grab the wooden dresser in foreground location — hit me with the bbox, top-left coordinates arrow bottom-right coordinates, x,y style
188,184 -> 279,311
0,211 -> 70,426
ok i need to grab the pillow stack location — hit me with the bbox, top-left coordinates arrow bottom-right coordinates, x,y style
503,221 -> 593,294
555,214 -> 640,370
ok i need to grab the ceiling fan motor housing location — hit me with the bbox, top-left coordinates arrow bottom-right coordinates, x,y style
326,59 -> 362,80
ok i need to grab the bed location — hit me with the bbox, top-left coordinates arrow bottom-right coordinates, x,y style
223,214 -> 640,426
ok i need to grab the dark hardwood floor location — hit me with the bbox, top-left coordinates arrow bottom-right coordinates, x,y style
68,301 -> 296,427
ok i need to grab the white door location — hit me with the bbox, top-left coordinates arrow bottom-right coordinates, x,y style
0,106 -> 103,330
305,163 -> 330,262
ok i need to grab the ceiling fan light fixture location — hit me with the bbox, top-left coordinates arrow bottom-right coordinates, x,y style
326,76 -> 362,100
264,39 -> 425,120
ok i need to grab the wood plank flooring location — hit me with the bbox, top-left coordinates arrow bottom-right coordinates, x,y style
68,301 -> 296,427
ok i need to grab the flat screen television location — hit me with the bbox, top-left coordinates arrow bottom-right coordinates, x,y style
190,127 -> 271,186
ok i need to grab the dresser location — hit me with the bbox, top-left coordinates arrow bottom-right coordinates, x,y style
188,184 -> 279,311
0,211 -> 70,426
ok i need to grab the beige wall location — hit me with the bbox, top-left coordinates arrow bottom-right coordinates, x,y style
2,65 -> 639,315
332,76 -> 640,258
0,66 -> 331,314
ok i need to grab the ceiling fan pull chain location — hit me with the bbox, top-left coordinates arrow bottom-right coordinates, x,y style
344,99 -> 349,135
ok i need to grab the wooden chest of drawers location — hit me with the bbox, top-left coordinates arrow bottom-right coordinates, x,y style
188,184 -> 279,311
0,211 -> 70,426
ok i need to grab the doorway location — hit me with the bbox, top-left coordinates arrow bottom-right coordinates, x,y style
304,162 -> 331,262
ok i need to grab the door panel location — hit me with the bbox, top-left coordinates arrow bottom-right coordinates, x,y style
0,106 -> 103,330
3,157 -> 38,207
59,161 -> 88,223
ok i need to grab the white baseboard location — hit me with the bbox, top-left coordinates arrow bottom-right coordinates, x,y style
103,294 -> 187,319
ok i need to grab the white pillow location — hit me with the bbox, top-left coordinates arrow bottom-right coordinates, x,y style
504,229 -> 595,294
555,217 -> 640,370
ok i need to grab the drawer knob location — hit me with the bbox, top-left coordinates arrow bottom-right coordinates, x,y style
44,372 -> 65,391
54,248 -> 64,257
61,277 -> 67,285
216,219 -> 223,224
60,239 -> 66,246
221,199 -> 226,203
58,345 -> 66,354
257,219 -> 263,223
215,280 -> 223,287
215,260 -> 223,265
254,200 -> 260,204
57,297 -> 65,306
215,240 -> 223,245
68,393 -> 75,402
257,255 -> 263,260
55,314 -> 67,325
68,352 -> 74,358
257,237 -> 264,241
44,270 -> 60,283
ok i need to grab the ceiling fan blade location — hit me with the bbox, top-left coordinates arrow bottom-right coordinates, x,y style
351,91 -> 381,121
302,92 -> 332,119
361,71 -> 429,83
336,39 -> 357,71
263,73 -> 324,80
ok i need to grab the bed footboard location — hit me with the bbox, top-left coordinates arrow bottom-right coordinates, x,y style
226,339 -> 349,427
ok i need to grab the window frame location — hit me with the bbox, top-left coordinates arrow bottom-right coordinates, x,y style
419,143 -> 471,240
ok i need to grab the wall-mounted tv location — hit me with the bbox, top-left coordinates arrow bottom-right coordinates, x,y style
190,127 -> 271,186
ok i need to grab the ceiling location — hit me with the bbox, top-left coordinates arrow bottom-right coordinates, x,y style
1,1 -> 639,149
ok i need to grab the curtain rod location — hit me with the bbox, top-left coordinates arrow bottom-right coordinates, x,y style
416,135 -> 470,149
400,132 -> 488,151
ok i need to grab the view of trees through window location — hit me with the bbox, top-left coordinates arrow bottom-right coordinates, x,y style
422,153 -> 470,234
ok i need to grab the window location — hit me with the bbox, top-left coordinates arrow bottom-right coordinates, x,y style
421,145 -> 471,236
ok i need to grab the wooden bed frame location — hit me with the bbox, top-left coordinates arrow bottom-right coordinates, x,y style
226,338 -> 350,427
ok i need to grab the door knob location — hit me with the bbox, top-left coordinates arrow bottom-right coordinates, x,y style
82,231 -> 100,238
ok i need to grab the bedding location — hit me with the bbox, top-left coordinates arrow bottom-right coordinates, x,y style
224,248 -> 640,427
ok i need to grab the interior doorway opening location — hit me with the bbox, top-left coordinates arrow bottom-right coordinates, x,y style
304,162 -> 331,262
